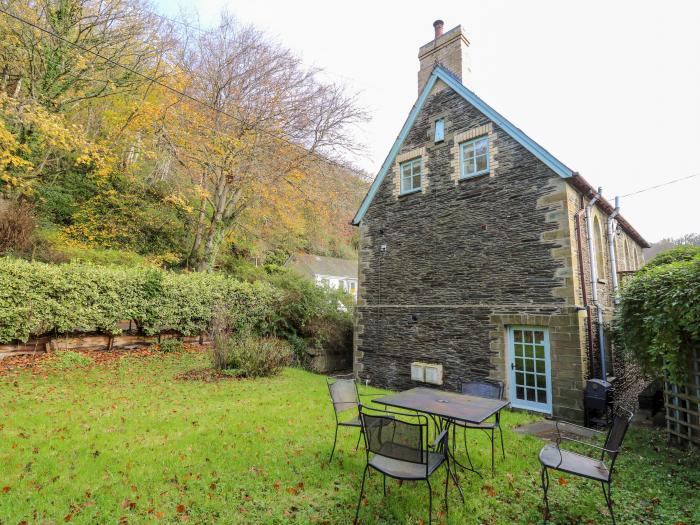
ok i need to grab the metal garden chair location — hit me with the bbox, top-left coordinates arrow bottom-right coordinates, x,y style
326,375 -> 386,463
452,379 -> 505,476
355,405 -> 450,525
539,407 -> 634,525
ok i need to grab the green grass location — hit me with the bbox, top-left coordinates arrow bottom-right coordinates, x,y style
0,352 -> 698,524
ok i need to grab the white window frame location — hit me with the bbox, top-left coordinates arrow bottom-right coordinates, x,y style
507,326 -> 552,414
400,157 -> 422,195
434,118 -> 445,143
460,135 -> 490,179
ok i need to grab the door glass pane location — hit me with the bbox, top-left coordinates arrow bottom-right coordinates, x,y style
516,358 -> 524,371
516,386 -> 524,400
514,330 -> 523,343
525,346 -> 534,359
526,374 -> 535,387
525,331 -> 533,344
537,390 -> 547,403
526,389 -> 536,401
536,375 -> 546,388
535,345 -> 545,359
514,344 -> 524,357
534,331 -> 544,344
515,372 -> 524,385
525,360 -> 534,372
536,360 -> 545,373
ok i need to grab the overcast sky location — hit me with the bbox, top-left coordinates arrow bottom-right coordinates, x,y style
155,0 -> 699,243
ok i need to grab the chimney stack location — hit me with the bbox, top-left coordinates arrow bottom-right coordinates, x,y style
417,21 -> 471,95
433,20 -> 444,38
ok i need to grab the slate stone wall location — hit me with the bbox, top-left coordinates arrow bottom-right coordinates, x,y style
354,84 -> 591,419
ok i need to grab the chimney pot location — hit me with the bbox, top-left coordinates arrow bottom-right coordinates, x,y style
433,20 -> 444,39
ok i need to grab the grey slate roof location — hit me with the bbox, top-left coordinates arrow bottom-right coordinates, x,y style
286,253 -> 358,280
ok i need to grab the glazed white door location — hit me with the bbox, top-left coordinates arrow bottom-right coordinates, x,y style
508,326 -> 552,414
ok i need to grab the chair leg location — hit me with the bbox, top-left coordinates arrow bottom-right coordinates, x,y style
490,428 -> 495,477
463,427 -> 474,470
426,478 -> 433,525
601,481 -> 615,525
354,429 -> 362,452
329,425 -> 338,463
383,474 -> 386,497
541,466 -> 550,524
354,465 -> 368,524
499,425 -> 505,459
443,461 -> 449,517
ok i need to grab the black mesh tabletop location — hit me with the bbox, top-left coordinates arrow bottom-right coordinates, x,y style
373,387 -> 509,424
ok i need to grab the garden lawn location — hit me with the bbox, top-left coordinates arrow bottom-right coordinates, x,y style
1,351 -> 698,524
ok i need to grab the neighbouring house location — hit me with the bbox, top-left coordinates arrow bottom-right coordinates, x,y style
286,253 -> 358,299
351,21 -> 649,421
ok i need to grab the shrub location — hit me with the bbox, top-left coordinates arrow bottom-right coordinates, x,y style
262,269 -> 353,362
157,338 -> 184,353
0,257 -> 278,343
643,244 -> 700,270
212,330 -> 291,378
613,250 -> 700,383
0,199 -> 35,254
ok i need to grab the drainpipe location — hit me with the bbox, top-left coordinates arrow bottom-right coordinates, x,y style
585,187 -> 607,380
607,196 -> 621,304
574,193 -> 594,377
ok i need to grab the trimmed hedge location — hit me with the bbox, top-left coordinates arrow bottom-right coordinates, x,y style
613,248 -> 700,383
0,257 -> 279,343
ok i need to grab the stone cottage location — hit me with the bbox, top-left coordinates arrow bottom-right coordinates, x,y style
351,21 -> 649,420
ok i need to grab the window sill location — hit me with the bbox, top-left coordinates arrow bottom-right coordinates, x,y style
399,188 -> 422,197
459,171 -> 491,182
597,278 -> 607,285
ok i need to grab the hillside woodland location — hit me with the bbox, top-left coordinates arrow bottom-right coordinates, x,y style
0,0 -> 369,271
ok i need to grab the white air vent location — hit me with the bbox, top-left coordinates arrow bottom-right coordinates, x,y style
424,363 -> 443,385
410,362 -> 443,385
411,362 -> 425,382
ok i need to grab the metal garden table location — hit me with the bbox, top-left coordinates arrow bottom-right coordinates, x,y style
372,387 -> 510,501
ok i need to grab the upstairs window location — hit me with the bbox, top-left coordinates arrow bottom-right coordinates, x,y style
400,157 -> 422,194
460,136 -> 489,178
593,216 -> 605,279
434,119 -> 445,142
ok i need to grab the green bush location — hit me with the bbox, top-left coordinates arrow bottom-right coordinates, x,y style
643,244 -> 700,270
157,338 -> 184,353
262,269 -> 353,363
212,331 -> 292,377
0,257 -> 279,343
613,250 -> 700,383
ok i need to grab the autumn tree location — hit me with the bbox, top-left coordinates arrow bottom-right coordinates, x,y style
167,14 -> 367,271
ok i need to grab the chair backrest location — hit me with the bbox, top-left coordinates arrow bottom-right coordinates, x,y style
327,377 -> 358,416
460,379 -> 504,400
603,407 -> 634,467
359,406 -> 427,466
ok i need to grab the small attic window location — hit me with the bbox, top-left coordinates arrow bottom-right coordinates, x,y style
434,119 -> 445,143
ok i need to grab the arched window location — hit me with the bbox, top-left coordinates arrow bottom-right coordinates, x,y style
623,239 -> 630,271
633,248 -> 640,270
593,216 -> 605,280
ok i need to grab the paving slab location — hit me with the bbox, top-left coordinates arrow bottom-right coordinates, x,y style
513,420 -> 599,441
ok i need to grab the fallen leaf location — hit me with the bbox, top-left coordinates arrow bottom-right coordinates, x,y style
273,480 -> 281,490
176,504 -> 185,513
483,484 -> 496,497
558,477 -> 568,486
1,486 -> 9,494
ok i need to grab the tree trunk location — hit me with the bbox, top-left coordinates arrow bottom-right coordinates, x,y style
188,194 -> 207,268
